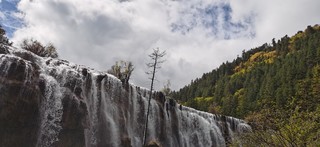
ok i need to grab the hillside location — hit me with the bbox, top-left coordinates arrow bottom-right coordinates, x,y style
172,24 -> 320,117
171,24 -> 320,145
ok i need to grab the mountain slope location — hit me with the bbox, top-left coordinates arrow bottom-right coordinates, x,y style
172,24 -> 320,118
172,25 -> 320,146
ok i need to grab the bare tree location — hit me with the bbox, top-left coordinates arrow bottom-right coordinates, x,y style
20,39 -> 58,58
143,48 -> 166,146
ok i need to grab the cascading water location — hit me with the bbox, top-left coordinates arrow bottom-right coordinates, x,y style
0,46 -> 251,147
36,74 -> 63,147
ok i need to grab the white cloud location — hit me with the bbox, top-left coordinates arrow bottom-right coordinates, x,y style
230,0 -> 320,46
0,11 -> 4,19
12,0 -> 320,90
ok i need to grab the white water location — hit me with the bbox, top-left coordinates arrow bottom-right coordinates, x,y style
0,47 -> 251,147
36,74 -> 63,147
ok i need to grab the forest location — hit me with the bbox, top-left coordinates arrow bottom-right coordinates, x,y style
171,25 -> 320,146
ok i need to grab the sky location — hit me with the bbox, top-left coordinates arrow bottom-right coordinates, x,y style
1,0 -> 320,90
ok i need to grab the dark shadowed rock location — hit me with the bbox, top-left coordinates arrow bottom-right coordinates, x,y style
0,46 -> 9,54
61,91 -> 89,130
56,90 -> 89,147
168,98 -> 176,108
82,68 -> 88,77
75,87 -> 83,97
121,136 -> 132,147
38,78 -> 46,96
0,56 -> 41,147
96,74 -> 106,82
155,92 -> 166,105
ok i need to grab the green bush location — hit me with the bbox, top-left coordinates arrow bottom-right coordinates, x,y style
232,105 -> 320,146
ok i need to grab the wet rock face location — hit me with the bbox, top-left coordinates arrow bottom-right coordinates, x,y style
0,47 -> 251,147
0,56 -> 41,147
56,90 -> 88,147
0,46 -> 9,54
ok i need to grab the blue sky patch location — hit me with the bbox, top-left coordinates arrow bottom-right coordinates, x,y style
170,2 -> 255,39
0,0 -> 23,38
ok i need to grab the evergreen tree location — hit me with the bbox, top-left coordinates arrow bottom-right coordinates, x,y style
173,24 -> 320,118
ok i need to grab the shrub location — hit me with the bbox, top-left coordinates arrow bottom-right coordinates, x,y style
232,106 -> 320,146
0,25 -> 12,46
20,39 -> 58,58
107,60 -> 134,84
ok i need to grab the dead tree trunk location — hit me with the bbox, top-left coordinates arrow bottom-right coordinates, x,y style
143,48 -> 166,146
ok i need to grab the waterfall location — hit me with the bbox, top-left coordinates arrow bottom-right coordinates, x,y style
0,47 -> 251,147
36,74 -> 63,147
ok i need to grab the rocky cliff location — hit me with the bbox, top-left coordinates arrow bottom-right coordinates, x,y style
0,46 -> 250,147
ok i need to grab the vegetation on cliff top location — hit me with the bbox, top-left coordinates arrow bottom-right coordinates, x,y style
20,39 -> 59,58
0,25 -> 12,47
172,24 -> 320,117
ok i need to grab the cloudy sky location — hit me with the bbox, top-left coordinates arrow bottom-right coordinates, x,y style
1,0 -> 320,90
